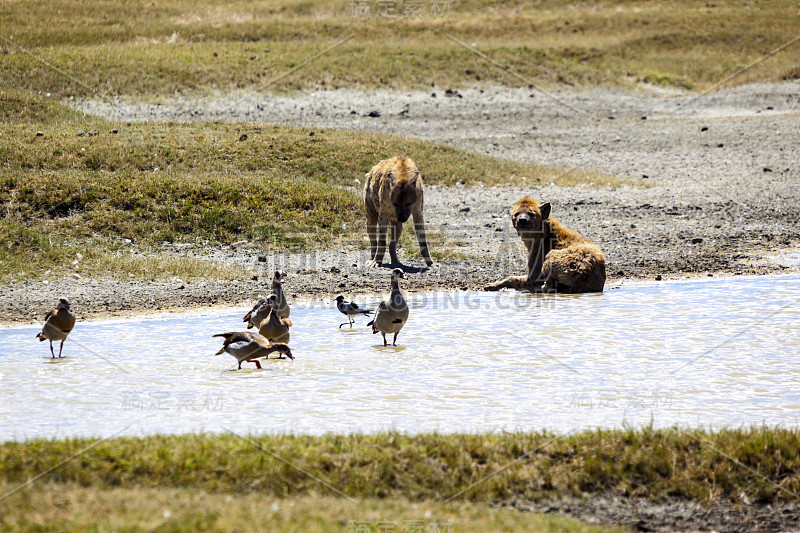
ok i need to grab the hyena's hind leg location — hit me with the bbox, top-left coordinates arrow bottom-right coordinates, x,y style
484,275 -> 531,291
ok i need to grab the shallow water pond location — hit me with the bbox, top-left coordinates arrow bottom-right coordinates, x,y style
1,275 -> 799,441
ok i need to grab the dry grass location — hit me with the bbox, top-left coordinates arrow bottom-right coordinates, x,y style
1,0 -> 798,98
1,428 -> 798,507
0,484 -> 624,533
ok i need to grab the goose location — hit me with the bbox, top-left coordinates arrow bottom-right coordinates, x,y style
335,295 -> 372,329
271,270 -> 290,319
242,298 -> 269,330
242,270 -> 290,328
213,331 -> 293,369
258,294 -> 292,344
36,297 -> 76,358
367,268 -> 409,346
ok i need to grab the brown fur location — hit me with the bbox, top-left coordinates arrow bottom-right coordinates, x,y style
485,197 -> 606,293
364,155 -> 433,267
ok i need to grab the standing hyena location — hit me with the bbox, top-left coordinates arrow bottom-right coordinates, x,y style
364,155 -> 434,267
485,197 -> 606,293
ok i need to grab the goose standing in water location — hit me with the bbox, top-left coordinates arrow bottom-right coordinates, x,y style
242,270 -> 290,328
258,294 -> 292,344
36,297 -> 76,358
213,331 -> 293,369
270,270 -> 290,319
367,268 -> 409,346
335,295 -> 372,329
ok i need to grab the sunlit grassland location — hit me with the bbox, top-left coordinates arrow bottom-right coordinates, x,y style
0,427 -> 798,530
1,0 -> 798,98
0,486 -> 625,532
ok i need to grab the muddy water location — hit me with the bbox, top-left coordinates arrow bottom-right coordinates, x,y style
1,275 -> 798,441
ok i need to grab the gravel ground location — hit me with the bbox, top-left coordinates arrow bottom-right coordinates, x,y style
5,82 -> 800,532
509,495 -> 800,533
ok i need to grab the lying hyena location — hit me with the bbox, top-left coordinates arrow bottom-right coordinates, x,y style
485,197 -> 606,293
364,155 -> 433,267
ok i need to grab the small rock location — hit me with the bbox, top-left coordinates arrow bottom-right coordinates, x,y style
36,131 -> 44,137
257,255 -> 267,262
459,206 -> 471,212
655,275 -> 662,281
607,116 -> 615,120
110,129 -> 118,134
717,143 -> 724,148
251,275 -> 258,281
763,167 -> 773,172
617,270 -> 625,276
238,134 -> 248,142
431,92 -> 436,98
366,110 -> 380,117
692,238 -> 703,244
350,110 -> 356,114
642,174 -> 649,179
495,227 -> 503,232
700,126 -> 708,131
641,116 -> 647,120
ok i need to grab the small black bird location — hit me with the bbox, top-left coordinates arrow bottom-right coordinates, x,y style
335,295 -> 372,329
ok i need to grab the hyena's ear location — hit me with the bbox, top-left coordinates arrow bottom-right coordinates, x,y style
387,172 -> 396,182
539,202 -> 551,220
410,171 -> 420,182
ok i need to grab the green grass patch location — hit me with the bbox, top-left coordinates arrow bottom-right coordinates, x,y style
0,220 -> 248,282
1,0 -> 799,97
1,89 -> 622,281
1,428 -> 798,507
